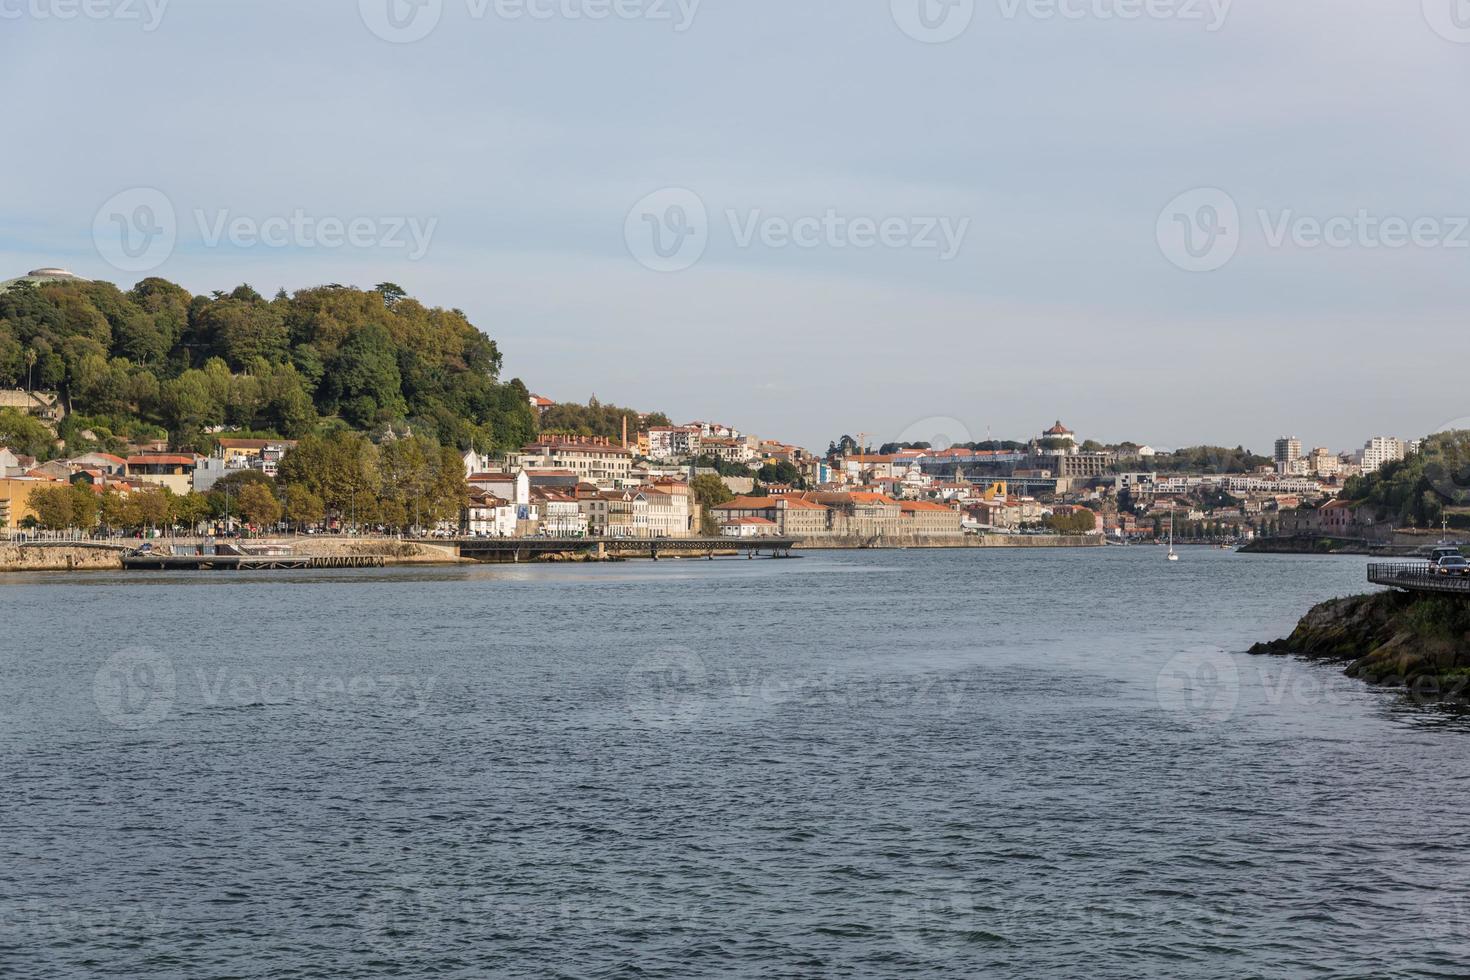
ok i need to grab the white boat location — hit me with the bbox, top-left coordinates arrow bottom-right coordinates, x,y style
1167,515 -> 1180,562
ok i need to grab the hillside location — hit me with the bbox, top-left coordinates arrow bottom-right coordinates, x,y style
0,277 -> 537,458
1340,431 -> 1470,528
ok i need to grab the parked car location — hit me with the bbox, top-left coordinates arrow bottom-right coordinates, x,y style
1434,555 -> 1470,577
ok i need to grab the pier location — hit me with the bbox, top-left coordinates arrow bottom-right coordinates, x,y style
1367,562 -> 1470,596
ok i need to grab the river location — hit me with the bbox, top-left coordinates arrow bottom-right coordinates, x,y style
3,547 -> 1468,977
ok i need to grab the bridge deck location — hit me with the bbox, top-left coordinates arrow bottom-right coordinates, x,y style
1368,562 -> 1470,595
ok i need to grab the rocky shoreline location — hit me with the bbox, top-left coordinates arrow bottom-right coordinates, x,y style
1251,590 -> 1470,696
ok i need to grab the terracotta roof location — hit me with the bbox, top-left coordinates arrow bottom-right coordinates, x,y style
723,517 -> 777,526
899,500 -> 955,513
126,455 -> 197,466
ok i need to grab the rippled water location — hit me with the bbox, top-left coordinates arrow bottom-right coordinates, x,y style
4,547 -> 1470,977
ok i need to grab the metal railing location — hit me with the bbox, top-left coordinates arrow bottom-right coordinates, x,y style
1368,562 -> 1470,594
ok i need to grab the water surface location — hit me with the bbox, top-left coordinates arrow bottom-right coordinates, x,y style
3,548 -> 1467,977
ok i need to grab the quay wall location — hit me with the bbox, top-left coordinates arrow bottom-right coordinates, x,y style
0,544 -> 125,572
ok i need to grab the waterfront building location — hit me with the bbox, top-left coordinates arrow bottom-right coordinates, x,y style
720,516 -> 780,538
516,436 -> 633,483
125,453 -> 200,495
535,492 -> 589,537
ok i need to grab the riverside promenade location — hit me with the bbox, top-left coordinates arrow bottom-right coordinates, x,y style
1368,562 -> 1470,596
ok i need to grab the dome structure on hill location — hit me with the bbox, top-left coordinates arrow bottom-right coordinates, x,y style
0,267 -> 91,293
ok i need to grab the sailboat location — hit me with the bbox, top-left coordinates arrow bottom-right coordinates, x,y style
1167,514 -> 1180,562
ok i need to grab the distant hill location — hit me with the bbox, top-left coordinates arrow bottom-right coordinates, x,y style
1342,431 -> 1470,527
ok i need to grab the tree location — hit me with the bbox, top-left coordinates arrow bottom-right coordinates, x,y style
237,482 -> 282,528
27,485 -> 76,529
171,492 -> 212,531
0,408 -> 53,459
691,474 -> 733,535
284,485 -> 324,529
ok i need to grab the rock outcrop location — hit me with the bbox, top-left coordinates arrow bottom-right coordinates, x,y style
1252,591 -> 1470,692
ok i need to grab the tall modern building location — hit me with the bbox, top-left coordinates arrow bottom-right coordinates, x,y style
1274,437 -> 1302,472
1359,436 -> 1407,474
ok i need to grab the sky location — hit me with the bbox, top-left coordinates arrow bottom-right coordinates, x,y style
3,0 -> 1469,454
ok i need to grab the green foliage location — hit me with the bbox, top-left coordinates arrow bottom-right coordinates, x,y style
1147,446 -> 1271,474
26,484 -> 98,530
275,430 -> 466,530
0,278 -> 536,452
540,397 -> 668,443
1343,431 -> 1469,527
1046,509 -> 1097,535
757,459 -> 805,488
691,474 -> 734,535
0,408 -> 53,459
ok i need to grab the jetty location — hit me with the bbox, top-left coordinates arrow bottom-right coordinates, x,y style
411,536 -> 798,563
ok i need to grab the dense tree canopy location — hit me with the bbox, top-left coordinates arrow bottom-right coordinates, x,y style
539,397 -> 670,442
0,278 -> 536,458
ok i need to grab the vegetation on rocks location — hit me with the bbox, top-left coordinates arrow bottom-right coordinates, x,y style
1252,590 -> 1470,694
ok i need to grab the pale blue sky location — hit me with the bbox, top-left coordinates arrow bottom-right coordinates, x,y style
3,0 -> 1468,453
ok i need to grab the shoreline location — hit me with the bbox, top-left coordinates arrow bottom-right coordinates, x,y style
0,533 -> 1104,573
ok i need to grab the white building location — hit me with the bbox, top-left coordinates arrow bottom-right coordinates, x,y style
647,426 -> 702,461
1274,436 -> 1302,473
1358,436 -> 1407,475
